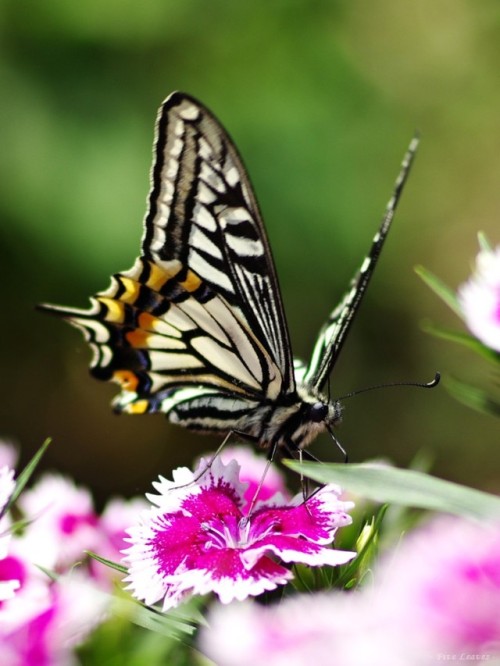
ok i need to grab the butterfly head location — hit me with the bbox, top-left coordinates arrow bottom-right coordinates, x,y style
281,391 -> 343,451
308,398 -> 342,430
308,402 -> 329,423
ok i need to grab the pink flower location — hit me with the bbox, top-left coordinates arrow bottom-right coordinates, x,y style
17,474 -> 101,571
93,496 -> 148,584
123,458 -> 355,610
459,243 -> 500,352
200,518 -> 500,665
377,517 -> 500,658
0,469 -> 109,664
200,593 -> 405,666
0,568 -> 108,666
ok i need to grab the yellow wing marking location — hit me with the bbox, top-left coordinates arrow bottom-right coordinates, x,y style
97,297 -> 125,323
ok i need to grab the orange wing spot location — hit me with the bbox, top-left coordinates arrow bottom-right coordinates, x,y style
118,277 -> 141,304
112,370 -> 139,392
138,312 -> 158,332
179,270 -> 202,292
146,262 -> 170,291
124,399 -> 149,414
126,329 -> 150,348
98,297 -> 125,323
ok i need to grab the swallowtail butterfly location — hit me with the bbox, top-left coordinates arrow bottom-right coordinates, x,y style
41,92 -> 418,458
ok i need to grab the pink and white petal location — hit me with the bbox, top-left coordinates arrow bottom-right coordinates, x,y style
123,516 -> 177,605
180,488 -> 242,526
123,551 -> 170,607
209,558 -> 293,604
242,536 -> 356,570
125,509 -> 230,602
147,468 -> 199,510
249,496 -> 352,546
195,458 -> 248,506
149,458 -> 247,514
168,553 -> 293,606
0,578 -> 21,602
0,537 -> 23,602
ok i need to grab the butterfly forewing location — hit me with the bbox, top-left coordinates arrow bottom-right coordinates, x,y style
302,136 -> 420,393
142,93 -> 295,393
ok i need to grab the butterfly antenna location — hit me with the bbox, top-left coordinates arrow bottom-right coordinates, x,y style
337,371 -> 440,401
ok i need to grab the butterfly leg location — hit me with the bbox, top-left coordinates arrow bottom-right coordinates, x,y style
170,430 -> 238,491
239,440 -> 280,528
281,442 -> 329,514
174,429 -> 263,494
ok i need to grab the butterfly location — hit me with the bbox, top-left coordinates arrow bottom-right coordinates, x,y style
41,92 -> 419,460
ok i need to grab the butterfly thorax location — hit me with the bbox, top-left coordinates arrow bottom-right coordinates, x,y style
230,387 -> 343,452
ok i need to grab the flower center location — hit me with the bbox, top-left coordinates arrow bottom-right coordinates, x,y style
201,516 -> 252,550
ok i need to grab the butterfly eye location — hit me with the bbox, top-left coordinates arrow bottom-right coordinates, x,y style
309,402 -> 328,423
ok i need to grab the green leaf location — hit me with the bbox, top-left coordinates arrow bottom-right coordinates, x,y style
284,461 -> 500,522
86,551 -> 128,575
477,232 -> 492,252
415,265 -> 462,317
1,439 -> 51,517
336,505 -> 387,588
445,376 -> 500,417
420,321 -> 500,363
111,595 -> 204,640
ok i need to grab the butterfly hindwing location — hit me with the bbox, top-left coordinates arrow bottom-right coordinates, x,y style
46,255 -> 284,418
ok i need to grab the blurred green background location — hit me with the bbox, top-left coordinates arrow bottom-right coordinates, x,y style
1,0 -> 498,504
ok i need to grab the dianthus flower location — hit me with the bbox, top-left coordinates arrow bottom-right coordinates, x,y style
124,457 -> 355,610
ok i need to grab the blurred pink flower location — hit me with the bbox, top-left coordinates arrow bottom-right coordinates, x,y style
0,465 -> 15,517
17,474 -> 101,571
0,443 -> 19,472
0,466 -> 18,602
92,496 -> 148,584
459,243 -> 500,352
200,518 -> 500,665
377,517 -> 500,658
0,468 -> 110,664
200,592 -> 406,666
123,457 -> 355,610
0,568 -> 108,666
